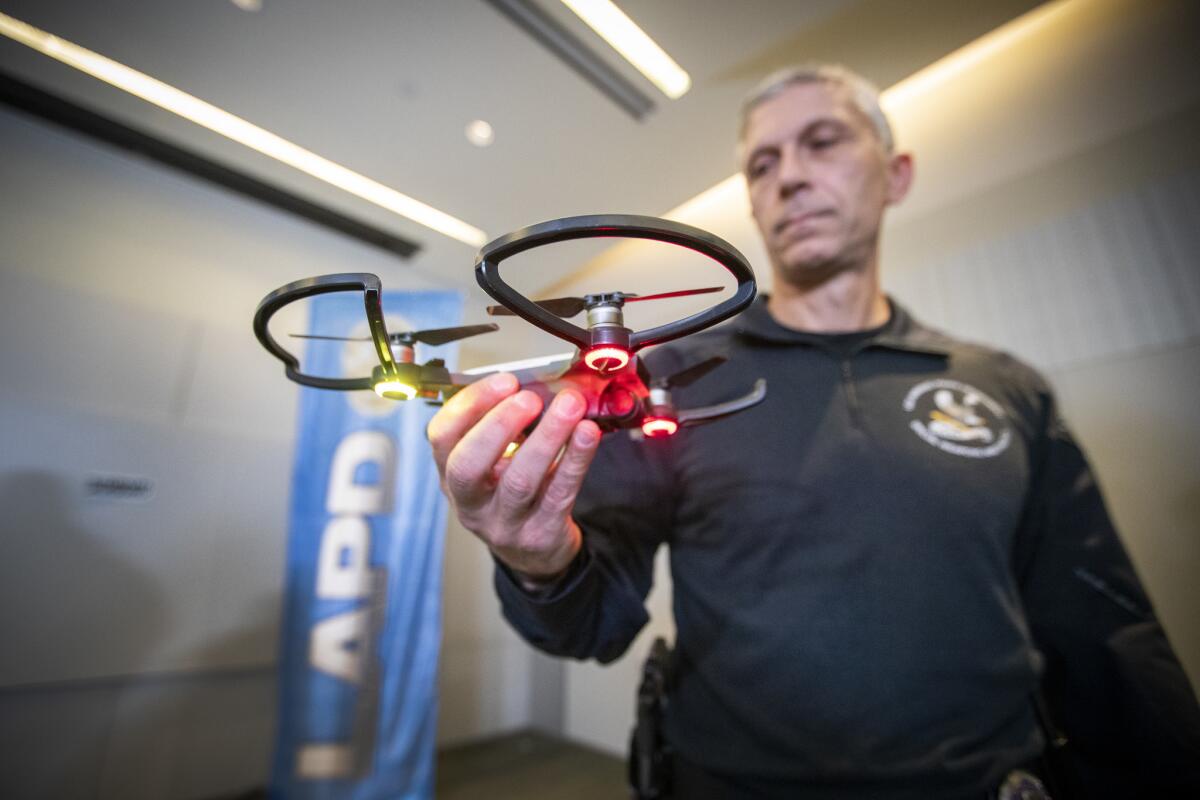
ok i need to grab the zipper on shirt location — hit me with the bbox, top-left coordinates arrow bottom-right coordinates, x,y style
840,357 -> 863,428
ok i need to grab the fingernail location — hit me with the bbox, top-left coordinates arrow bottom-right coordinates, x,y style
515,391 -> 541,412
487,373 -> 517,393
575,422 -> 599,446
554,391 -> 583,417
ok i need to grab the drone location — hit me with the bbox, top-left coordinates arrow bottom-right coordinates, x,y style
253,214 -> 767,439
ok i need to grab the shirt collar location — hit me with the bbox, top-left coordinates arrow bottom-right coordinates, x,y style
733,294 -> 954,357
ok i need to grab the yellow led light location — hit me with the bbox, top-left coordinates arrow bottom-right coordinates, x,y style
373,379 -> 418,401
0,11 -> 487,248
560,0 -> 691,99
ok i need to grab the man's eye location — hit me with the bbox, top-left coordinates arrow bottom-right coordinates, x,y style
810,136 -> 840,151
748,159 -> 774,179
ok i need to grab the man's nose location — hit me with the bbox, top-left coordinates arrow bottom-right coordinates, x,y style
777,147 -> 812,197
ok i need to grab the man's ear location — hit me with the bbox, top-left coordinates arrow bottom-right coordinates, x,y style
885,152 -> 914,205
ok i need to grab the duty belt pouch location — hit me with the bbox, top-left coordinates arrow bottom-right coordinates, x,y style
629,637 -> 673,799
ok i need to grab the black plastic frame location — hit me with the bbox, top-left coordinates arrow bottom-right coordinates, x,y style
475,214 -> 756,351
252,272 -> 395,390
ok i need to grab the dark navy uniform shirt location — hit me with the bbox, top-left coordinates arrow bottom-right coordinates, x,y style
494,297 -> 1200,798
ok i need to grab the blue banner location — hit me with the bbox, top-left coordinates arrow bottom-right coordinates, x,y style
271,289 -> 461,800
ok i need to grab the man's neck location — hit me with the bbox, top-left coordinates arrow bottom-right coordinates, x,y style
766,264 -> 890,333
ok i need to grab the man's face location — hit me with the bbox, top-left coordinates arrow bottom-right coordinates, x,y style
742,81 -> 910,287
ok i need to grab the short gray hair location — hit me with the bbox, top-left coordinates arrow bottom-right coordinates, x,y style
738,64 -> 894,158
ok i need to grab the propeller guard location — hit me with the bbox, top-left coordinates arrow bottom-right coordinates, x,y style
253,272 -> 395,391
475,214 -> 756,352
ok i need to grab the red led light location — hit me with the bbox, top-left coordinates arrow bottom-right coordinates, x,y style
641,417 -> 678,438
583,345 -> 630,372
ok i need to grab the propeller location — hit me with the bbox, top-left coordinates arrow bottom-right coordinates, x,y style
486,286 -> 722,318
486,297 -> 589,318
651,355 -> 727,390
290,323 -> 499,346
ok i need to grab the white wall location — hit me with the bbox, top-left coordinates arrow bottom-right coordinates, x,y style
550,0 -> 1200,755
0,103 -> 533,796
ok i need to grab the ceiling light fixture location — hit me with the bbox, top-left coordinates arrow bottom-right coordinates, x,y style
0,11 -> 487,248
880,0 -> 1075,114
559,0 -> 691,99
230,0 -> 263,12
484,0 -> 653,120
465,119 -> 495,147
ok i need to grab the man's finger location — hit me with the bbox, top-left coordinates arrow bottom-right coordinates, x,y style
442,389 -> 544,506
495,389 -> 588,519
489,432 -> 526,484
528,419 -> 602,526
427,373 -> 519,469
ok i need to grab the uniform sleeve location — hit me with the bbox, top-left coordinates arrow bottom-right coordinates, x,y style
1015,390 -> 1200,795
492,422 -> 676,664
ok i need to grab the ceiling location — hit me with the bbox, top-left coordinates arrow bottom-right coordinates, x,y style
0,0 -> 1042,295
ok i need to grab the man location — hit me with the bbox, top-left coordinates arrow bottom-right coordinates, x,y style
427,65 -> 1200,798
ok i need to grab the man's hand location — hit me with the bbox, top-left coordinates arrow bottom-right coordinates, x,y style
427,372 -> 602,581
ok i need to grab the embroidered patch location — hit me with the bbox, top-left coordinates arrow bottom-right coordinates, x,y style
902,378 -> 1012,459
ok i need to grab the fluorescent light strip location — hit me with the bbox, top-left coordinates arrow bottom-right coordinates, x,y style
560,0 -> 690,99
880,0 -> 1075,114
0,11 -> 487,248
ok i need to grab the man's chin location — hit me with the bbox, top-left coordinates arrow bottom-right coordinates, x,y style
775,250 -> 851,289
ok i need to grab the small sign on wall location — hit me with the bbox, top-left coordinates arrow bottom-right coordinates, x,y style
84,473 -> 154,503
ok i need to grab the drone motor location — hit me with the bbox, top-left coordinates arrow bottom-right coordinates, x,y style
582,301 -> 630,372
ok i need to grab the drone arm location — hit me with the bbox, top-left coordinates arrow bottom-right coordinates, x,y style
677,379 -> 767,427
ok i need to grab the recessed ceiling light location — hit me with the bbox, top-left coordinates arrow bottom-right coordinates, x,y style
230,0 -> 263,11
0,11 -> 487,248
465,119 -> 495,147
559,0 -> 691,99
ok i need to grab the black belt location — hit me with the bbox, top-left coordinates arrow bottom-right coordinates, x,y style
665,753 -> 1044,800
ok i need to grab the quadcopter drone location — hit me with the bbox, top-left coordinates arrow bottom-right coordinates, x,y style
253,214 -> 767,439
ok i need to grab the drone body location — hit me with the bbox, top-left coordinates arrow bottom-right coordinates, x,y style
253,215 -> 767,439
454,346 -> 766,439
466,351 -> 652,431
